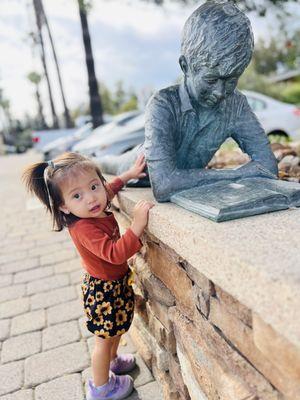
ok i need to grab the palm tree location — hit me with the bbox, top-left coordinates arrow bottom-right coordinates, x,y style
37,0 -> 73,128
27,71 -> 48,129
32,0 -> 59,129
77,0 -> 104,128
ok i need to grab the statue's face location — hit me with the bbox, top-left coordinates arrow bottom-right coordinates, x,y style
185,62 -> 242,108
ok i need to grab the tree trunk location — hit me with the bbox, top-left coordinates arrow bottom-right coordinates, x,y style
35,83 -> 48,129
39,0 -> 73,128
78,0 -> 104,128
32,0 -> 59,129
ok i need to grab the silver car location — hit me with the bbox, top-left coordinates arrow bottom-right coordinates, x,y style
43,123 -> 93,161
243,90 -> 300,140
72,111 -> 142,156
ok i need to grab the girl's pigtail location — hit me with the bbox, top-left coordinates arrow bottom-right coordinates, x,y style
22,162 -> 53,213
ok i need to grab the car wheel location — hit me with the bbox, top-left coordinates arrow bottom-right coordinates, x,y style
267,131 -> 289,144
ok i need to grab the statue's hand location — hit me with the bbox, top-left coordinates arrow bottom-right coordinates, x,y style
237,161 -> 278,180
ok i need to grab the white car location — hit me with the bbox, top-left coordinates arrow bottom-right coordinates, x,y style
243,90 -> 300,140
42,123 -> 93,160
72,111 -> 142,156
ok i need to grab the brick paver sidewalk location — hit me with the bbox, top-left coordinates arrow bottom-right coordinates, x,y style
0,152 -> 162,400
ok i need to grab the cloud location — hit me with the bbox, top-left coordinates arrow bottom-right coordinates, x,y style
0,0 -> 299,122
0,0 -> 192,121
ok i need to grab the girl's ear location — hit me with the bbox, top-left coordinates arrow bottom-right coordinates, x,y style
59,204 -> 70,214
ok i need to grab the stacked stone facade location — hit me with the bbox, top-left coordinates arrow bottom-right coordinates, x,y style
112,191 -> 300,400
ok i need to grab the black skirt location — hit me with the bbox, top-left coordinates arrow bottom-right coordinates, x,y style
81,267 -> 135,338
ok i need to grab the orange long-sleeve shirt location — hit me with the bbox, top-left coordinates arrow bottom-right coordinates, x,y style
68,177 -> 142,280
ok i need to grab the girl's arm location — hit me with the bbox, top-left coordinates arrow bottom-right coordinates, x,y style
106,154 -> 147,200
74,200 -> 154,265
118,154 -> 147,185
77,222 -> 142,265
105,177 -> 124,200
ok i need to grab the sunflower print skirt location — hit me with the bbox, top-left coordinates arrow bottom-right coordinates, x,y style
81,267 -> 135,338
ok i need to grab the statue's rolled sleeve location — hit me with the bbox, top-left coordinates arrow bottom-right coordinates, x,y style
232,96 -> 278,176
144,93 -> 178,201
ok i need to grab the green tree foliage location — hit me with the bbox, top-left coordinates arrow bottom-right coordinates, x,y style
238,62 -> 300,105
281,83 -> 300,105
100,84 -> 115,115
253,33 -> 300,75
284,32 -> 300,71
100,81 -> 139,115
114,81 -> 126,111
120,91 -> 138,113
253,39 -> 284,75
144,0 -> 298,16
238,62 -> 281,98
240,31 -> 300,105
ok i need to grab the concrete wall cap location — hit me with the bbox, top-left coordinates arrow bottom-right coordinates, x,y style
111,182 -> 300,349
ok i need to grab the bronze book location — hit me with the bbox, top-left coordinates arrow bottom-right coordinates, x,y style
170,178 -> 300,222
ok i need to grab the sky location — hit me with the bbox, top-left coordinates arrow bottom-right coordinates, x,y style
0,0 -> 300,125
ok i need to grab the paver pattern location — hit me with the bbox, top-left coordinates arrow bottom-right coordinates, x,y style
0,152 -> 162,400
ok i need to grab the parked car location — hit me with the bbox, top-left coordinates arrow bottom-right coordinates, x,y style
42,123 -> 93,161
32,115 -> 112,153
243,90 -> 300,140
74,114 -> 113,128
13,129 -> 33,153
3,144 -> 17,154
74,115 -> 92,127
72,111 -> 142,156
93,127 -> 144,159
32,128 -> 77,151
1,129 -> 33,154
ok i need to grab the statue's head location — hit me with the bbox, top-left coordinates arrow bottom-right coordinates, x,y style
179,1 -> 254,108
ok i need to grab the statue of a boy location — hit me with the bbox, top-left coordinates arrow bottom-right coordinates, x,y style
100,0 -> 278,202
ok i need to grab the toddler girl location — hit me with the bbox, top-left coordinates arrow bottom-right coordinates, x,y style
23,152 -> 154,400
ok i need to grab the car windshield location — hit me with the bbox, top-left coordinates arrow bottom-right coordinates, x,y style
114,111 -> 141,125
74,123 -> 93,139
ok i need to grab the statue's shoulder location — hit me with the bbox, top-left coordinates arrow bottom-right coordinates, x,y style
223,89 -> 248,114
234,88 -> 247,99
231,89 -> 249,106
148,84 -> 180,108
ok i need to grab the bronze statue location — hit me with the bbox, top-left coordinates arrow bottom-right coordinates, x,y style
98,1 -> 297,222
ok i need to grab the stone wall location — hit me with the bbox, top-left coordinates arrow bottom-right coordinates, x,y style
111,184 -> 300,400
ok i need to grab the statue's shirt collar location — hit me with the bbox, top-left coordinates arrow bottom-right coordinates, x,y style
179,81 -> 193,113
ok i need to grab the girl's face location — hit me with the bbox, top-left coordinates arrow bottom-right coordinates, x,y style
58,168 -> 108,219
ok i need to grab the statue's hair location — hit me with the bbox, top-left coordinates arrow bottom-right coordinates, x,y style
181,0 -> 254,75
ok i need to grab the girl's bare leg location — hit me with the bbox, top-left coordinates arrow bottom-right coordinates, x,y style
92,335 -> 114,387
110,334 -> 122,360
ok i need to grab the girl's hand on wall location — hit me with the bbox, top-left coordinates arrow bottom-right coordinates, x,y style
131,200 -> 154,237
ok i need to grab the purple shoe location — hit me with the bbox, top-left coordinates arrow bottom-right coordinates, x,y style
110,354 -> 136,374
86,372 -> 133,400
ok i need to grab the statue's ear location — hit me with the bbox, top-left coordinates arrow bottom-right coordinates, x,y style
179,55 -> 188,75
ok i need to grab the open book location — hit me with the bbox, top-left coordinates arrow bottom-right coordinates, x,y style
170,177 -> 300,222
